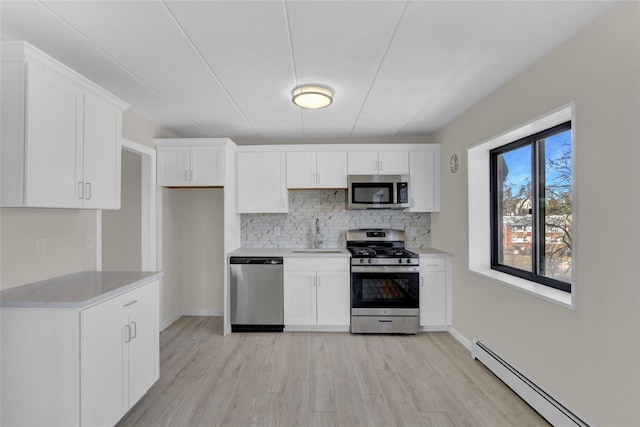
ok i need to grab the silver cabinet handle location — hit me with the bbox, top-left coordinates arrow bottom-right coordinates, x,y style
78,182 -> 84,199
379,160 -> 383,171
184,169 -> 190,181
190,169 -> 195,182
373,160 -> 377,172
130,321 -> 137,339
123,299 -> 138,307
85,182 -> 91,200
124,324 -> 131,343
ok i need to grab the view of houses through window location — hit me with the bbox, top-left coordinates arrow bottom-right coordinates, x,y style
491,122 -> 572,292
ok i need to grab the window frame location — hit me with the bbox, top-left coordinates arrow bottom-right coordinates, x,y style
489,121 -> 572,293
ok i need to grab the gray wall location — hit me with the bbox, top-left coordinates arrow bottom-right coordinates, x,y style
432,3 -> 639,425
102,149 -> 142,271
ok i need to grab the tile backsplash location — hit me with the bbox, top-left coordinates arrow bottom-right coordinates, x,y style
241,190 -> 431,248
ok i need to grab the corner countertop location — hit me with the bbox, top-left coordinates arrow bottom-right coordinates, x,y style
1,271 -> 163,309
228,248 -> 351,258
407,247 -> 453,257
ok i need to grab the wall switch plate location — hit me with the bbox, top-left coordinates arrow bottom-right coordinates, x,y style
35,238 -> 48,256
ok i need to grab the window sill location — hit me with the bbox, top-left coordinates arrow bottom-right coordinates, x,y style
469,267 -> 574,308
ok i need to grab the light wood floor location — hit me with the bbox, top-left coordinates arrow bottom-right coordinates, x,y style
117,316 -> 550,427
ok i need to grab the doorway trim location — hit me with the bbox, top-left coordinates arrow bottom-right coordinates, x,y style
98,139 -> 157,271
120,138 -> 158,271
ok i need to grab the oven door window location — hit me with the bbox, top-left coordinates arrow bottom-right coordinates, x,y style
352,183 -> 394,205
351,272 -> 419,309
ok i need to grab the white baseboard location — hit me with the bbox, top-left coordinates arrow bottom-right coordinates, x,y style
160,312 -> 182,332
181,309 -> 223,317
447,326 -> 472,351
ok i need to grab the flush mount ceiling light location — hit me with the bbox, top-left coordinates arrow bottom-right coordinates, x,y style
292,85 -> 333,109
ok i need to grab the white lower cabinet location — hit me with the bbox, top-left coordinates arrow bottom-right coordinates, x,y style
284,258 -> 350,327
81,282 -> 159,426
1,280 -> 159,427
419,255 -> 451,328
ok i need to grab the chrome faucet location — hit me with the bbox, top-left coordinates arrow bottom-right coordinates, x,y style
313,218 -> 323,249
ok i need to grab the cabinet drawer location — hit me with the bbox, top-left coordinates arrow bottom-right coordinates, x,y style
420,257 -> 445,272
81,282 -> 156,339
285,257 -> 349,272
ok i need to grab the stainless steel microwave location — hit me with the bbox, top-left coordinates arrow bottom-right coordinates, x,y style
347,175 -> 410,209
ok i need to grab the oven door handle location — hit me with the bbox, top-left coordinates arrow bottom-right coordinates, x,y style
351,266 -> 419,274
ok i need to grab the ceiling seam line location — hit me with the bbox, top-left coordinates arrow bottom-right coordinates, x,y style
349,0 -> 410,136
35,0 -> 213,137
161,0 -> 259,137
283,0 -> 305,136
395,6 -> 522,136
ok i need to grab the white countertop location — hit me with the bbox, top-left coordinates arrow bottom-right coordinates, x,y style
1,271 -> 163,309
228,248 -> 351,258
228,247 -> 450,258
407,247 -> 452,257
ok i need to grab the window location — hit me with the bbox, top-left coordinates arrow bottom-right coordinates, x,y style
490,122 -> 572,293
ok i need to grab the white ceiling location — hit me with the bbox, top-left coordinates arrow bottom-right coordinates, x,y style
0,1 -> 616,139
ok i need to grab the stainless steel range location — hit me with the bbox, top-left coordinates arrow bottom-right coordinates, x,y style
347,229 -> 419,334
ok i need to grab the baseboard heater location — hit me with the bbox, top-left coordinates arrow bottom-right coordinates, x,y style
471,339 -> 589,427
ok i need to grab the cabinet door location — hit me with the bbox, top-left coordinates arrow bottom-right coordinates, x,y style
25,63 -> 84,208
408,150 -> 438,212
286,152 -> 316,188
316,270 -> 350,325
284,271 -> 316,325
81,305 -> 129,427
127,282 -> 160,406
157,146 -> 190,186
420,271 -> 446,326
347,151 -> 378,174
378,151 -> 409,175
191,145 -> 224,186
316,152 -> 347,188
83,93 -> 122,209
237,151 -> 288,213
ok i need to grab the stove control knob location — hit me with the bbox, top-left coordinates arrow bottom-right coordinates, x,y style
406,258 -> 412,264
359,258 -> 365,264
398,258 -> 403,264
368,258 -> 372,264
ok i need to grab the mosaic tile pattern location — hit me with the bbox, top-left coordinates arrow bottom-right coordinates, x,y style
241,190 -> 431,248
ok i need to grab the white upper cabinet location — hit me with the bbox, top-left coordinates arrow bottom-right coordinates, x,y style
155,139 -> 226,187
408,147 -> 440,212
1,41 -> 127,209
287,151 -> 347,189
237,151 -> 288,213
347,150 -> 409,175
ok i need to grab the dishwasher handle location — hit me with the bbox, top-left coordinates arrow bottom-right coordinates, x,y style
230,257 -> 283,265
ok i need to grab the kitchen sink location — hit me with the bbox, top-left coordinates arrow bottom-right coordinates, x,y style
291,250 -> 344,254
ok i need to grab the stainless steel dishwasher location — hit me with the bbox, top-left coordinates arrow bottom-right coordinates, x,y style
229,257 -> 284,332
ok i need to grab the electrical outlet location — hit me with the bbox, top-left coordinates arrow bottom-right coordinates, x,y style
35,238 -> 48,256
217,226 -> 224,237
